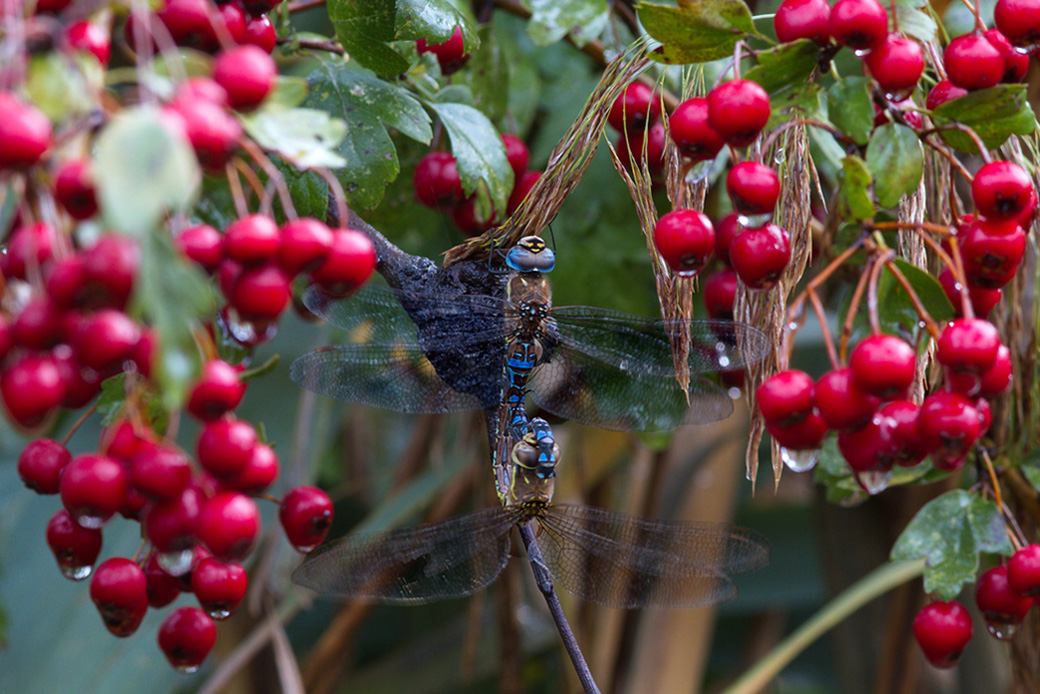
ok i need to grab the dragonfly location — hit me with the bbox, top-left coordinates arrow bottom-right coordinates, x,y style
291,417 -> 770,608
290,236 -> 770,438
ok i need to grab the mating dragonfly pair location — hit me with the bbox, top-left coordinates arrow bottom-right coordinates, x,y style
290,236 -> 771,608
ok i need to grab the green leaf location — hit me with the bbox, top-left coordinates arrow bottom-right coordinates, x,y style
241,107 -> 348,169
766,82 -> 821,129
865,123 -> 923,208
526,0 -> 609,47
95,374 -> 169,433
393,0 -> 479,50
931,84 -> 1037,153
1019,448 -> 1040,492
877,258 -> 955,336
263,76 -> 310,111
452,26 -> 509,123
305,59 -> 432,210
745,39 -> 819,95
427,101 -> 513,217
896,5 -> 938,42
638,0 -> 755,64
25,53 -> 97,122
93,107 -> 200,236
828,77 -> 874,146
891,490 -> 1014,599
837,155 -> 874,221
133,234 -> 216,410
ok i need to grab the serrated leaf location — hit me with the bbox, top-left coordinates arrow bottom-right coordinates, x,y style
891,490 -> 1014,599
305,59 -> 432,210
526,0 -> 609,47
242,107 -> 348,169
745,39 -> 819,94
931,84 -> 1037,153
866,123 -> 923,208
93,107 -> 200,236
638,0 -> 755,64
838,155 -> 874,221
896,5 -> 938,42
427,101 -> 513,217
828,77 -> 874,146
96,374 -> 169,432
877,258 -> 954,335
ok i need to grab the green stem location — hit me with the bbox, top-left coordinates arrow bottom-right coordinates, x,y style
720,559 -> 926,694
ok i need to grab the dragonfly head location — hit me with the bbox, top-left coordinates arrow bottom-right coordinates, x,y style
512,417 -> 559,480
506,236 -> 556,274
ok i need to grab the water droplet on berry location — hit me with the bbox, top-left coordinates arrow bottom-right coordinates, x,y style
75,513 -> 106,529
176,664 -> 202,674
853,48 -> 870,58
986,621 -> 1019,640
219,307 -> 278,346
780,446 -> 819,472
61,563 -> 93,581
206,608 -> 231,620
158,548 -> 195,576
684,160 -> 713,184
857,469 -> 891,495
738,212 -> 772,229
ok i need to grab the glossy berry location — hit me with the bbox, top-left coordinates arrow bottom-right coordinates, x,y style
984,29 -> 1029,83
608,82 -> 661,132
925,80 -> 968,110
828,0 -> 888,50
230,264 -> 292,321
176,224 -> 224,272
198,491 -> 260,561
13,295 -> 63,350
774,0 -> 831,44
669,98 -> 725,162
74,309 -> 142,372
309,228 -> 377,296
707,80 -> 771,147
60,454 -> 129,529
413,151 -> 464,207
280,486 -> 334,551
4,221 -> 57,279
849,334 -> 915,398
972,161 -> 1034,221
976,564 -> 1033,639
979,344 -> 1013,397
729,223 -> 791,291
936,318 -> 1001,374
223,441 -> 280,493
416,26 -> 469,74
90,557 -> 149,637
158,607 -> 217,672
54,159 -> 99,220
81,235 -> 140,310
865,34 -> 925,97
167,96 -> 242,170
960,218 -> 1026,289
103,419 -> 153,462
917,391 -> 980,470
213,45 -> 276,111
243,14 -> 277,53
878,400 -> 928,466
757,370 -> 816,427
938,268 -> 1001,319
653,210 -> 715,277
46,509 -> 103,581
765,411 -> 828,450
0,92 -> 52,169
197,417 -> 258,478
278,218 -> 333,275
144,553 -> 183,608
913,601 -> 973,668
727,162 -> 780,216
714,213 -> 743,266
65,20 -> 111,65
188,360 -> 246,421
507,171 -> 541,215
130,447 -> 193,502
144,487 -> 203,554
156,0 -> 217,49
18,437 -> 71,495
837,412 -> 897,473
1,353 -> 66,427
944,33 -> 1005,91
1008,544 -> 1040,597
994,0 -> 1040,48
702,269 -> 738,320
192,558 -> 248,619
225,214 -> 280,265
815,368 -> 879,431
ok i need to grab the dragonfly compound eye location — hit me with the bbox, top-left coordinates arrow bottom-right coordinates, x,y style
505,237 -> 556,273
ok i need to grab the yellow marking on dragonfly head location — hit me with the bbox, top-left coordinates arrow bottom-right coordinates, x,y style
519,236 -> 546,254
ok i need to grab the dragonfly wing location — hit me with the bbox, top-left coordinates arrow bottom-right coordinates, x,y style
289,343 -> 492,413
528,352 -> 734,430
535,504 -> 770,609
551,306 -> 771,375
303,284 -> 424,341
292,508 -> 521,604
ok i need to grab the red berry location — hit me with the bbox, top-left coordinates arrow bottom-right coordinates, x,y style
979,344 -> 1013,397
653,209 -> 715,277
865,34 -> 924,97
0,92 -> 52,169
131,327 -> 158,379
242,14 -> 276,53
829,0 -> 888,50
192,557 -> 248,619
158,606 -> 217,672
188,360 -> 246,421
413,151 -> 464,208
214,45 -> 276,111
878,400 -> 929,466
46,509 -> 103,580
65,20 -> 111,65
73,309 -> 142,372
608,82 -> 661,132
984,29 -> 1030,83
52,345 -> 102,409
198,491 -> 260,561
13,295 -> 64,350
1,353 -> 66,427
873,97 -> 923,130
197,417 -> 258,478
1009,544 -> 1040,597
18,437 -> 71,494
229,264 -> 292,321
157,0 -> 218,49
144,552 -> 183,608
994,0 -> 1040,49
756,370 -> 816,427
765,410 -> 828,450
959,218 -> 1026,289
615,121 -> 666,175
913,601 -> 973,668
726,162 -> 780,216
774,0 -> 831,44
714,213 -> 744,266
60,454 -> 128,528
222,441 -> 279,493
669,97 -> 725,162
90,557 -> 149,637
4,221 -> 58,279
280,486 -> 334,551
176,224 -> 224,272
976,564 -> 1033,639
216,1 -> 247,43
837,412 -> 897,473
278,218 -> 333,275
501,134 -> 530,180
416,26 -> 469,74
167,96 -> 242,170
54,159 -> 99,219
507,170 -> 541,215
82,235 -> 140,310
938,268 -> 1001,319
944,33 -> 1005,90
972,160 -> 1034,221
936,318 -> 1001,374
707,80 -> 771,147
729,222 -> 791,291
702,268 -> 738,320
917,391 -> 980,470
849,334 -> 915,398
102,420 -> 153,462
130,447 -> 192,502
309,227 -> 377,296
815,367 -> 879,430
455,198 -> 499,240
225,214 -> 280,265
144,486 -> 204,554
175,76 -> 229,108
925,80 -> 968,110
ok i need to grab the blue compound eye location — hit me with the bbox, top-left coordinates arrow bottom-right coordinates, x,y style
506,236 -> 556,273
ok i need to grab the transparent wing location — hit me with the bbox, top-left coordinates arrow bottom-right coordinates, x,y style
535,504 -> 770,609
528,353 -> 733,430
292,508 -> 521,604
550,306 -> 771,376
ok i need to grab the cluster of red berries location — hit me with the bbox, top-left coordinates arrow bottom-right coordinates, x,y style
177,214 -> 376,346
125,0 -> 279,57
914,543 -> 1040,667
21,361 -> 335,671
413,134 -> 542,236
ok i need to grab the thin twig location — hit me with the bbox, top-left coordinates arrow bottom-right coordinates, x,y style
240,138 -> 298,219
313,167 -> 350,227
61,402 -> 99,446
882,259 -> 942,339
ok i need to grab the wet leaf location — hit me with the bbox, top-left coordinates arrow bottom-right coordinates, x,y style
452,26 -> 509,123
876,259 -> 955,336
527,0 -> 609,47
638,0 -> 755,64
745,39 -> 819,95
891,490 -> 1014,600
931,84 -> 1037,153
242,108 -> 348,169
394,0 -> 479,50
837,155 -> 874,221
865,123 -> 923,208
827,77 -> 874,146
